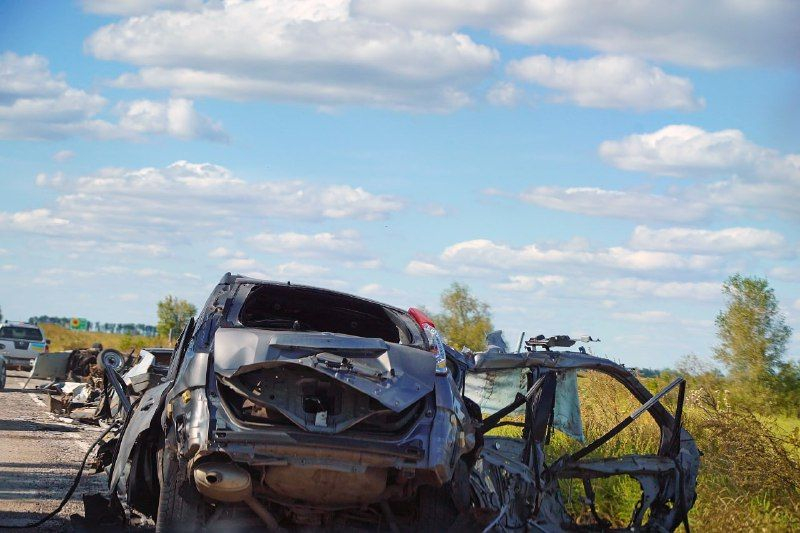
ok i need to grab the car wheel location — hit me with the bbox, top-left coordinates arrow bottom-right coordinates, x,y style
155,433 -> 207,532
417,483 -> 459,532
98,349 -> 125,372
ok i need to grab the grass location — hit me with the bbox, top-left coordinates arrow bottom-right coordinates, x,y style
487,372 -> 800,531
40,323 -> 171,353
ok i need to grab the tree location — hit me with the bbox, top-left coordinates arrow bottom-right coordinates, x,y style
432,282 -> 493,351
714,274 -> 792,403
157,296 -> 197,337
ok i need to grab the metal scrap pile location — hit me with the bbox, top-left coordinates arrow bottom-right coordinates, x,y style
29,345 -> 173,425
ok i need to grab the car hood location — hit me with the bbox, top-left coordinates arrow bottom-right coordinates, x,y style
213,328 -> 436,412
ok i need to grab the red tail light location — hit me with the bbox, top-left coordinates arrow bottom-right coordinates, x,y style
408,308 -> 435,329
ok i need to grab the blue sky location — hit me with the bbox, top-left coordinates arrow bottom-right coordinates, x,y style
1,0 -> 799,368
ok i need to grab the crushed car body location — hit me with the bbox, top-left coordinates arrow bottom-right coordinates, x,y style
468,338 -> 700,531
96,273 -> 699,531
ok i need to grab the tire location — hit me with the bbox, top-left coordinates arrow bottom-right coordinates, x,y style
417,483 -> 459,533
155,434 -> 207,532
98,349 -> 125,372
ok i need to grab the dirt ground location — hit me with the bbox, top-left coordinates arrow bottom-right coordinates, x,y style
0,370 -> 108,531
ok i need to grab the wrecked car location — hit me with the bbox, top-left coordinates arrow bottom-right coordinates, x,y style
99,273 -> 699,531
102,274 -> 477,531
467,334 -> 700,531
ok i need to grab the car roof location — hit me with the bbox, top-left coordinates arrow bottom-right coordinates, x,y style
1,322 -> 41,329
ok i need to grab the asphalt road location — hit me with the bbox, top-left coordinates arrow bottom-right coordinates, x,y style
0,370 -> 108,531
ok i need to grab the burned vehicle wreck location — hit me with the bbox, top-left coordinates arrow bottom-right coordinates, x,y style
466,334 -> 700,531
102,274 -> 477,531
100,274 -> 699,531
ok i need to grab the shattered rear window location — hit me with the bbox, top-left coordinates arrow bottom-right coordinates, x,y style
238,284 -> 409,344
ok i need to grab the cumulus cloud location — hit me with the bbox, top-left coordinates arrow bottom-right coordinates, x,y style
436,238 -> 717,274
0,209 -> 70,234
405,260 -> 449,276
486,81 -> 523,106
402,237 -> 724,299
116,98 -> 227,141
599,125 -> 800,219
35,172 -> 65,188
587,277 -> 721,301
0,161 -> 402,257
507,55 -> 703,111
272,262 -> 330,278
247,230 -> 363,258
354,0 -> 800,69
0,52 -> 224,141
492,274 -> 566,291
517,186 -> 709,223
630,226 -> 785,254
598,125 -> 794,177
86,0 -> 497,112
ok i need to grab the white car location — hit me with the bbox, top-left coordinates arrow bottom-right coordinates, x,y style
0,322 -> 49,370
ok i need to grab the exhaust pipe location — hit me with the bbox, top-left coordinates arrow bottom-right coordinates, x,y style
193,462 -> 280,530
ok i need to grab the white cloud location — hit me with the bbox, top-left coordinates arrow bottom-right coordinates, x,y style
630,226 -> 785,254
0,52 -> 224,141
599,125 -> 800,219
486,81 -> 522,106
437,239 -> 717,273
354,0 -> 800,68
357,283 -> 405,301
86,0 -> 497,112
488,274 -> 722,305
248,230 -> 363,258
492,274 -> 566,292
35,172 -> 65,188
81,0 -> 203,16
0,161 -> 402,258
507,55 -> 703,111
518,186 -> 709,223
272,262 -> 330,278
589,278 -> 721,301
116,98 -> 227,141
0,209 -> 70,234
794,299 -> 800,311
405,260 -> 449,276
599,125 -> 794,177
208,247 -> 233,259
53,150 -> 75,162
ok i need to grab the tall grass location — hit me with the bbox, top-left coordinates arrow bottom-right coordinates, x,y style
489,372 -> 800,530
40,323 -> 171,353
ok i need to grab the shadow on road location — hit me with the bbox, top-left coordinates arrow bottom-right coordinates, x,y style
0,419 -> 79,432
